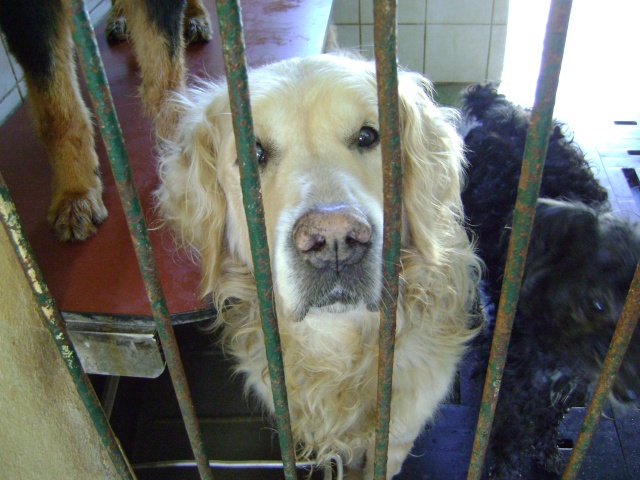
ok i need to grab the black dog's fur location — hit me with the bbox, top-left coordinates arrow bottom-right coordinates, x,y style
461,83 -> 640,479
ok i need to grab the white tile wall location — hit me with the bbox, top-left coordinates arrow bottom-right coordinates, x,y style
426,25 -> 491,82
360,0 -> 374,24
331,0 -> 510,83
487,25 -> 507,81
492,0 -> 510,24
427,0 -> 494,25
332,0 -> 360,24
335,24 -> 362,51
398,1 -> 427,24
360,25 -> 374,58
0,0 -> 110,126
398,24 -> 426,73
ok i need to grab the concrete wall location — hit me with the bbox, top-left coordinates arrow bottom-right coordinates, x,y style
0,222 -> 120,479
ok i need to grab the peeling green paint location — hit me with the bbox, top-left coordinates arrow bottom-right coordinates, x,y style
214,1 -> 297,478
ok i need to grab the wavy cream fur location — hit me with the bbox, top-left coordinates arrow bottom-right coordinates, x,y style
156,54 -> 481,479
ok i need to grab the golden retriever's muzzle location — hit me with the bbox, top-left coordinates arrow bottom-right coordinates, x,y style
286,204 -> 381,320
293,205 -> 372,270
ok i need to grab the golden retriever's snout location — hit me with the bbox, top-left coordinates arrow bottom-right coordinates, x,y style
292,206 -> 372,272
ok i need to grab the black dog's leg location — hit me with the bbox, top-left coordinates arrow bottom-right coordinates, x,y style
0,0 -> 107,241
106,0 -> 211,44
119,0 -> 186,138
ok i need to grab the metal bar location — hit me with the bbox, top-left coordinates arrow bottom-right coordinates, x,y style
134,454 -> 343,474
134,455 -> 344,479
562,262 -> 640,479
101,375 -> 121,420
69,2 -> 213,479
466,1 -> 573,478
372,0 -> 403,478
134,459 -> 317,470
0,172 -> 135,480
213,1 -> 297,479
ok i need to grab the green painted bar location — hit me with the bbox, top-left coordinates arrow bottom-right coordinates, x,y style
69,2 -> 213,479
466,1 -> 573,478
213,1 -> 297,479
0,173 -> 135,479
372,0 -> 403,478
562,262 -> 640,479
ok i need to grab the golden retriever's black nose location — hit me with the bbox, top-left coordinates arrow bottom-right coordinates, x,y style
293,206 -> 372,271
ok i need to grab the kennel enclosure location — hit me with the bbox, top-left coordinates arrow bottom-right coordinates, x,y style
0,0 -> 638,479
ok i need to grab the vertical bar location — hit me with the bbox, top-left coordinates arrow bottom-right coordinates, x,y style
0,172 -> 135,480
562,264 -> 640,479
213,2 -> 297,479
372,1 -> 403,478
466,1 -> 573,478
69,2 -> 214,479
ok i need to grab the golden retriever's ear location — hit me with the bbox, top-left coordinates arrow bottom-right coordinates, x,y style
156,88 -> 228,296
397,72 -> 467,260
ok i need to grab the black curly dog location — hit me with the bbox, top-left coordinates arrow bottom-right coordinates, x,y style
461,83 -> 640,479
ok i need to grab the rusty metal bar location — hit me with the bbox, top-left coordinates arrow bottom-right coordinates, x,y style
69,2 -> 213,479
466,1 -> 573,478
562,263 -> 640,479
213,1 -> 297,479
0,172 -> 135,479
372,0 -> 403,478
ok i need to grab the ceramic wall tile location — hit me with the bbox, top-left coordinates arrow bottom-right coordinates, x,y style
492,0 -> 510,25
398,0 -> 427,24
488,25 -> 508,81
360,0 -> 374,24
360,25 -> 375,59
332,0 -> 360,24
425,24 -> 491,82
398,24 -> 426,72
336,24 -> 361,50
427,0 -> 494,25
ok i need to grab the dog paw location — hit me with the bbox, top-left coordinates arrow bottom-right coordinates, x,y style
105,12 -> 129,43
183,13 -> 213,43
48,188 -> 108,242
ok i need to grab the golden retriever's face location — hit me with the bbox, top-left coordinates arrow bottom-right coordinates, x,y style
157,55 -> 477,475
215,58 -> 385,321
159,54 -> 468,328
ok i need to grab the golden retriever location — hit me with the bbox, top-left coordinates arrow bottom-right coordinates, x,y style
156,54 -> 482,478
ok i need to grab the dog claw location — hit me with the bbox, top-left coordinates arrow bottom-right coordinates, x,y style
105,10 -> 212,44
184,16 -> 213,43
48,189 -> 108,242
105,15 -> 129,43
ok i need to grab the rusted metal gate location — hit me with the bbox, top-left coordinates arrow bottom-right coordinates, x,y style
0,0 -> 637,479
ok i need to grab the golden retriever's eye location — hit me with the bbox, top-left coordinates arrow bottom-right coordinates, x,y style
256,142 -> 266,165
357,126 -> 379,149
